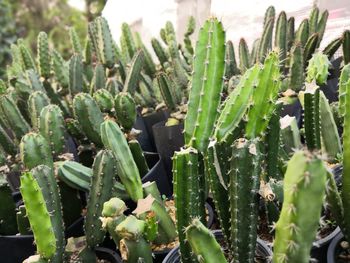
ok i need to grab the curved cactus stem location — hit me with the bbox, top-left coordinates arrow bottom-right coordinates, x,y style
151,38 -> 169,67
28,91 -> 50,130
258,18 -> 274,62
316,10 -> 329,47
128,140 -> 149,177
123,50 -> 144,94
323,37 -> 342,60
303,33 -> 320,68
69,27 -> 82,55
309,7 -> 319,35
280,115 -> 302,155
239,38 -> 250,73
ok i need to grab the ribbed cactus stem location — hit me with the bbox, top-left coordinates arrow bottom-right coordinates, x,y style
239,38 -> 250,73
114,92 -> 137,131
28,91 -> 50,130
288,43 -> 304,91
306,52 -> 330,85
184,17 -> 225,153
93,88 -> 114,113
339,63 -> 350,117
280,115 -> 302,155
37,32 -> 51,79
273,151 -> 327,263
343,30 -> 350,65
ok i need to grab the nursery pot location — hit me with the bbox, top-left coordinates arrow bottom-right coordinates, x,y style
327,231 -> 349,263
133,115 -> 154,152
280,98 -> 302,128
162,230 -> 272,263
152,121 -> 185,185
320,57 -> 342,103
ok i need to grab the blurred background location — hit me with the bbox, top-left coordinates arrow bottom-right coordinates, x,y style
1,0 -> 350,78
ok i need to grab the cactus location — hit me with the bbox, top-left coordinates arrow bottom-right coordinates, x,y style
52,50 -> 69,91
229,138 -> 261,263
184,17 -> 225,153
57,160 -> 93,191
250,38 -> 260,65
123,50 -> 144,94
143,181 -> 162,203
339,64 -> 350,117
280,115 -> 302,155
225,40 -> 239,80
93,88 -> 114,113
128,139 -> 149,177
239,38 -> 250,73
69,54 -> 84,95
302,83 -> 321,150
37,32 -> 51,79
165,21 -> 180,60
73,93 -> 104,146
18,39 -> 36,71
186,219 -> 227,263
245,51 -> 281,139
31,165 -> 65,263
306,51 -> 330,85
258,18 -> 274,62
151,37 -> 169,67
273,151 -> 327,263
184,16 -> 195,55
0,175 -> 17,235
319,92 -> 342,162
173,147 -> 206,262
134,32 -> 156,78
287,17 -> 295,51
20,132 -> 53,170
114,92 -> 137,131
316,10 -> 329,47
275,11 -> 287,69
323,37 -> 342,59
69,27 -> 82,55
295,19 -> 309,47
343,30 -> 350,65
39,104 -> 66,155
288,43 -> 304,91
28,91 -> 50,130
303,33 -> 319,67
0,95 -> 30,140
157,72 -> 177,111
85,150 -> 116,250
214,64 -> 260,142
20,172 -> 56,259
121,22 -> 137,60
90,63 -> 106,93
101,120 -> 143,201
309,7 -> 319,35
116,215 -> 153,263
0,124 -> 17,156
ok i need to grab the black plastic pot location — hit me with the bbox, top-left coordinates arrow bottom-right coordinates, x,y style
327,231 -> 348,263
95,247 -> 123,263
134,115 -> 154,152
320,57 -> 342,103
311,227 -> 341,263
152,121 -> 184,186
280,98 -> 302,128
162,230 -> 272,263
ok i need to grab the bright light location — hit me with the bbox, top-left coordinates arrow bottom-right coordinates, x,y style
68,0 -> 85,11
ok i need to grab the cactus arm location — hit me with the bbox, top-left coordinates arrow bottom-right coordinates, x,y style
20,132 -> 53,170
28,91 -> 50,130
302,83 -> 321,150
214,65 -> 260,142
323,37 -> 342,59
273,151 -> 327,263
239,38 -> 250,73
57,160 -> 92,191
306,52 -> 330,85
173,147 -> 206,262
287,17 -> 295,51
319,92 -> 342,162
186,219 -> 228,263
250,38 -> 260,65
101,120 -> 143,201
316,10 -> 329,47
128,139 -> 149,177
225,40 -> 239,80
94,17 -> 115,68
16,205 -> 31,235
258,18 -> 274,62
245,51 -> 281,139
275,11 -> 287,69
37,32 -> 51,79
121,23 -> 137,59
303,33 -> 319,68
142,181 -> 162,203
263,6 -> 275,27
288,43 -> 304,92
114,92 -> 137,131
20,172 -> 56,259
73,93 -> 104,146
157,72 -> 177,111
295,19 -> 309,47
229,138 -> 261,263
151,37 -> 169,67
93,88 -> 114,113
134,32 -> 156,78
18,40 -> 37,71
85,150 -> 116,248
52,50 -> 69,91
343,30 -> 350,65
31,165 -> 65,263
0,124 -> 17,156
339,64 -> 350,117
184,18 -> 226,153
69,27 -> 82,55
123,50 -> 144,94
69,55 -> 84,96
90,63 -> 106,93
309,7 -> 319,35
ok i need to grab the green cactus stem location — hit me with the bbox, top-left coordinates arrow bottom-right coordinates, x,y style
273,151 -> 327,263
280,115 -> 302,155
225,40 -> 239,80
173,147 -> 206,262
69,54 -> 84,95
123,50 -> 144,94
93,88 -> 114,113
20,132 -> 53,170
323,37 -> 342,60
306,51 -> 330,85
114,92 -> 137,131
28,91 -> 50,130
309,7 -> 319,35
303,33 -> 319,67
52,50 -> 69,92
184,17 -> 225,153
250,38 -> 260,65
258,18 -> 274,62
101,120 -> 143,201
73,93 -> 104,146
20,172 -> 56,259
287,17 -> 295,51
128,140 -> 149,177
37,32 -> 51,79
295,19 -> 309,47
0,124 -> 17,156
343,30 -> 350,65
316,10 -> 329,47
288,43 -> 304,91
39,104 -> 66,156
275,11 -> 287,69
186,218 -> 227,263
151,37 -> 169,67
239,38 -> 250,73
69,27 -> 82,55
339,64 -> 350,117
16,205 -> 31,235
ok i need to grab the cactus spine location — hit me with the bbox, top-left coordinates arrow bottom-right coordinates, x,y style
101,120 -> 143,201
184,17 -> 225,153
273,151 -> 327,263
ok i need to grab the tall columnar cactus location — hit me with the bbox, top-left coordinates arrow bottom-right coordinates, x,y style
316,10 -> 329,47
295,19 -> 309,47
20,132 -> 53,170
31,165 -> 65,263
39,104 -> 66,155
239,38 -> 250,73
173,147 -> 206,262
302,83 -> 321,150
304,33 -> 319,67
323,37 -> 342,59
0,124 -> 17,156
229,138 -> 261,263
186,219 -> 227,263
258,17 -> 274,62
90,63 -> 106,93
73,93 -> 104,146
121,22 -> 137,60
128,139 -> 149,177
306,51 -> 330,85
151,37 -> 169,67
134,32 -> 156,78
157,72 -> 177,111
225,40 -> 239,80
339,63 -> 350,117
28,91 -> 50,130
69,27 -> 82,55
273,151 -> 327,263
85,150 -> 116,253
37,32 -> 51,79
123,50 -> 144,94
184,17 -> 225,153
250,38 -> 260,65
0,95 -> 30,140
288,43 -> 304,91
20,172 -> 56,260
18,39 -> 37,71
69,54 -> 84,95
343,30 -> 350,65
114,92 -> 137,131
101,120 -> 143,201
52,50 -> 69,92
287,17 -> 295,51
275,11 -> 287,69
